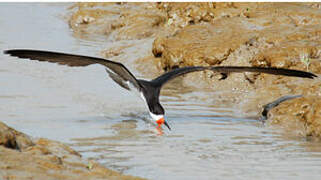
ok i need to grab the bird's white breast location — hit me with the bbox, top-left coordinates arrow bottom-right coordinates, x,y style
149,112 -> 164,121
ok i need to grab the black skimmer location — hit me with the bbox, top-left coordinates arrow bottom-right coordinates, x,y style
4,49 -> 317,131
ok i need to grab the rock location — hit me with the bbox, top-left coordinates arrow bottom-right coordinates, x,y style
268,96 -> 321,138
135,55 -> 163,78
69,8 -> 121,36
67,2 -> 321,138
150,2 -> 321,138
69,3 -> 167,40
113,12 -> 166,40
250,25 -> 321,72
156,2 -> 217,28
0,121 -> 145,180
152,17 -> 256,69
0,121 -> 34,151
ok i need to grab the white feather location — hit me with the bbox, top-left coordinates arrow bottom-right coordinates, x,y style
149,112 -> 164,122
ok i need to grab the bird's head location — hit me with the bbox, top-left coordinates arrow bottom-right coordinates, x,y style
149,112 -> 171,130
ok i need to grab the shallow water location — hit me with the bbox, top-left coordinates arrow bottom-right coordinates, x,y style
1,3 -> 321,180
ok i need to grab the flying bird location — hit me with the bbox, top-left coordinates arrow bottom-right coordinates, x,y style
4,49 -> 317,130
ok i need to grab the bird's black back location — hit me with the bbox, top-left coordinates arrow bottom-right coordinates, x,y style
138,80 -> 164,115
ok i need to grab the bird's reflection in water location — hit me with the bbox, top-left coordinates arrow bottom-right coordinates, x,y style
156,126 -> 164,136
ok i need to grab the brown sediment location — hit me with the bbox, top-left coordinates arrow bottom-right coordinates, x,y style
268,96 -> 321,138
68,2 -> 321,138
0,121 -> 34,150
69,3 -> 167,40
135,55 -> 164,79
102,45 -> 133,59
0,121 -> 145,180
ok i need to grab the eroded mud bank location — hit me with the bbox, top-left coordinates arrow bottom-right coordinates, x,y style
0,121 -> 145,180
68,2 -> 321,138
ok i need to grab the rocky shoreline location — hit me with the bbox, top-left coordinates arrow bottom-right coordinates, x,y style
0,121 -> 145,180
68,2 -> 321,138
2,2 -> 321,179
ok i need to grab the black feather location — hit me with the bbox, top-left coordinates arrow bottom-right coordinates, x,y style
4,49 -> 317,120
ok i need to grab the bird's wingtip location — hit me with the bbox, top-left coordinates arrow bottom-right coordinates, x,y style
308,73 -> 318,79
3,49 -> 25,55
3,49 -> 19,56
3,49 -> 11,55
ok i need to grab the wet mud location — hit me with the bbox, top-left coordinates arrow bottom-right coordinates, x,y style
69,2 -> 321,138
2,2 -> 321,180
0,121 -> 144,180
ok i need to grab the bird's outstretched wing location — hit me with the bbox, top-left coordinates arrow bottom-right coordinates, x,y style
151,66 -> 206,86
4,49 -> 142,91
152,66 -> 317,88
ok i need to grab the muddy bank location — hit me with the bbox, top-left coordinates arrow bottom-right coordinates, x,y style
267,96 -> 321,138
0,121 -> 144,180
68,2 -> 321,138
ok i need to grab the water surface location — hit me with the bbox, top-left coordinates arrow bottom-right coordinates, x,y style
1,3 -> 321,180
